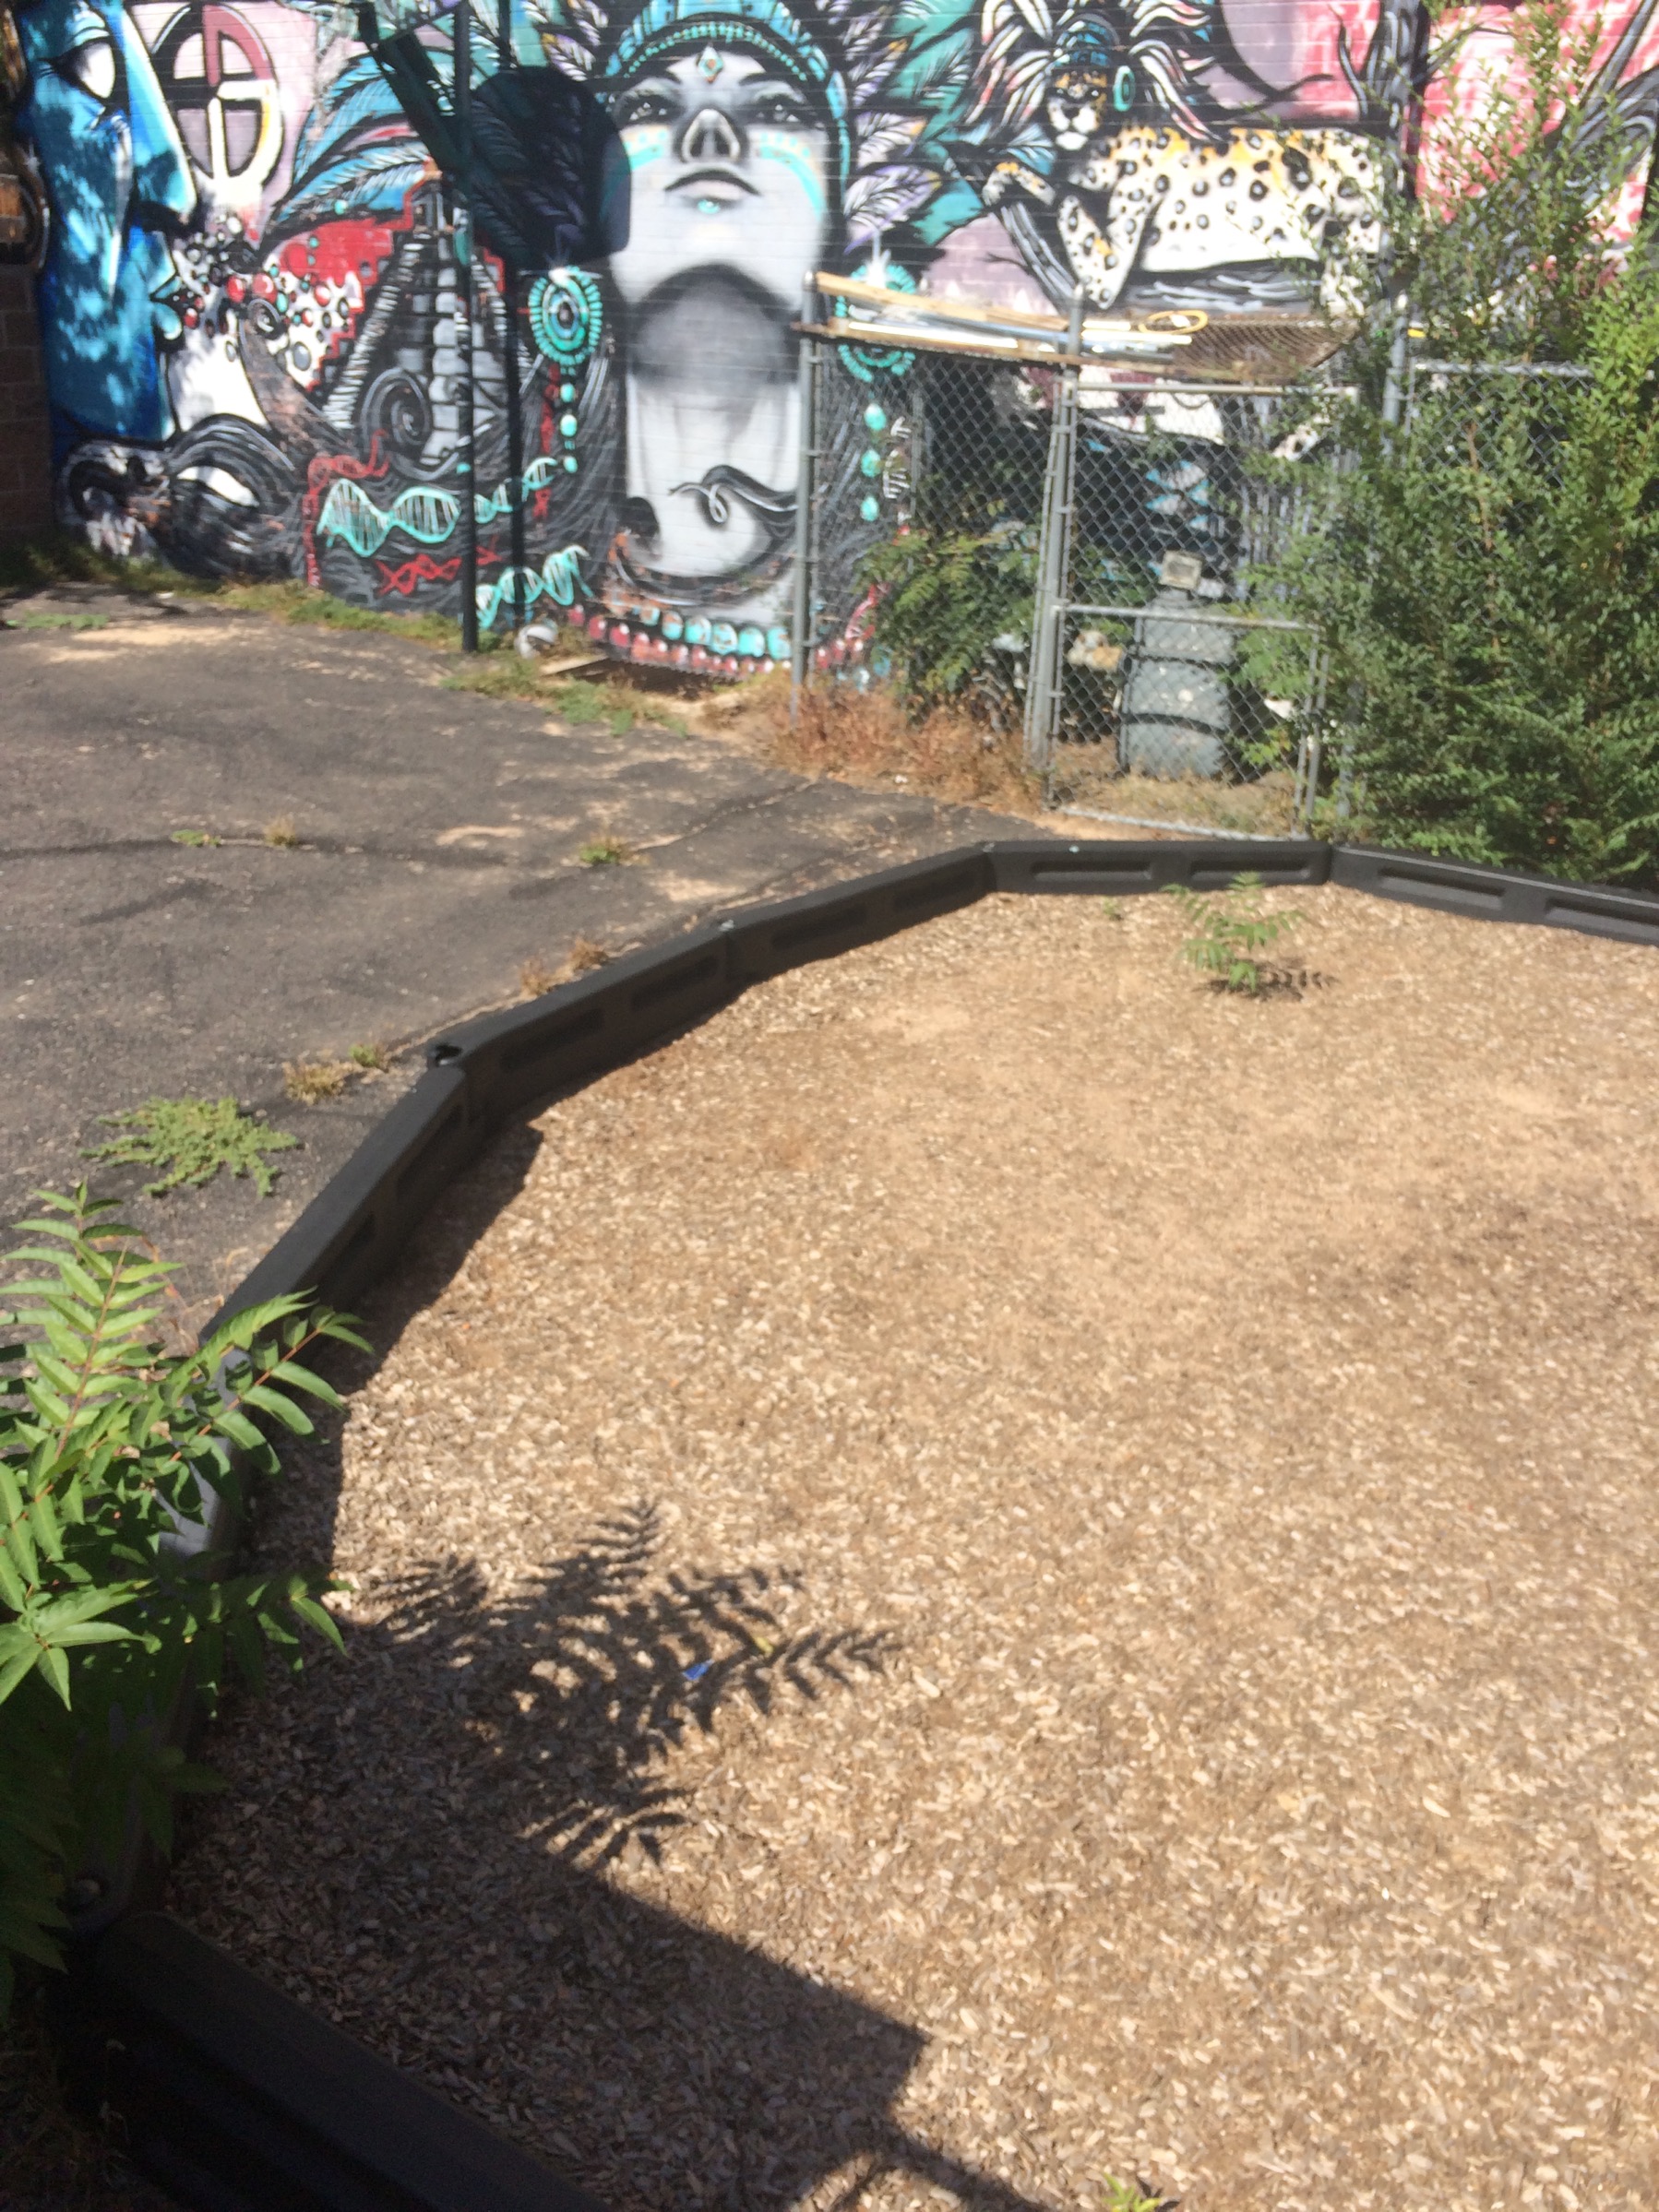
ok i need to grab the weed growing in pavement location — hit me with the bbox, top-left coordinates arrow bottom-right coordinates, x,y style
347,1041 -> 391,1073
442,655 -> 687,733
563,934 -> 610,976
1165,871 -> 1304,996
0,1188 -> 360,2010
443,650 -> 561,704
84,1097 -> 297,1197
2,610 -> 108,632
577,834 -> 635,867
0,535 -> 460,641
283,1059 -> 350,1105
519,935 -> 610,997
263,815 -> 299,849
519,956 -> 560,997
170,828 -> 218,848
550,678 -> 648,733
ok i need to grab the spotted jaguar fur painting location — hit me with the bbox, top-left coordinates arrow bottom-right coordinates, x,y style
984,122 -> 1383,314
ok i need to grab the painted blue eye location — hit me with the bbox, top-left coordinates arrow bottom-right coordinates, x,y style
1113,65 -> 1135,111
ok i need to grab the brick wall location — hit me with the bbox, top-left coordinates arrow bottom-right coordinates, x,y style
0,265 -> 53,547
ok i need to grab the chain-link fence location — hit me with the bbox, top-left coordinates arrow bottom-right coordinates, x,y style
790,336 -> 1047,715
1399,358 -> 1591,556
790,326 -> 1327,831
791,324 -> 1589,835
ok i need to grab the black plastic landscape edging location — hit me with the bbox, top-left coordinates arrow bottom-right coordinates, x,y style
60,1913 -> 606,2212
58,831 -> 1659,2212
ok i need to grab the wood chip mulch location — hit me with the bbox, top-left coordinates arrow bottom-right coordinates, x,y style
169,886 -> 1659,2212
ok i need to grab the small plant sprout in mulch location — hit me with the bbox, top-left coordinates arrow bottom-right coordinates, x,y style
1165,871 -> 1323,997
84,1097 -> 297,1197
577,834 -> 636,869
1103,2178 -> 1178,2212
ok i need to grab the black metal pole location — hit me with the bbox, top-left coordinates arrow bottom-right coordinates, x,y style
454,0 -> 479,650
496,0 -> 527,635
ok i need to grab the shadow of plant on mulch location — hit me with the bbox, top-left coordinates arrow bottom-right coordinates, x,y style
374,1497 -> 892,1870
173,1486 -> 1047,2212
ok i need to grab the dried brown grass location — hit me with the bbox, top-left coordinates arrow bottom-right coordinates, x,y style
282,1057 -> 349,1104
520,937 -> 611,999
694,671 -> 1040,816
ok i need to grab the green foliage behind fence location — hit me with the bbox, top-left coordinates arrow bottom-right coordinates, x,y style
1248,0 -> 1659,885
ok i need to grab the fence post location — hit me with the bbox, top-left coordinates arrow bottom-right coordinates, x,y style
453,0 -> 478,652
1379,291 -> 1411,445
790,275 -> 818,729
495,0 -> 525,637
1023,285 -> 1085,775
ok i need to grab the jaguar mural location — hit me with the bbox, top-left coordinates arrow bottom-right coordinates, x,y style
2,0 -> 1657,668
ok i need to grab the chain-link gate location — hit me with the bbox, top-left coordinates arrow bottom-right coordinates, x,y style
1025,346 -> 1326,831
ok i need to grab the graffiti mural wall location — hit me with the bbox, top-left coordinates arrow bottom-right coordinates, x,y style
1,0 -> 1656,669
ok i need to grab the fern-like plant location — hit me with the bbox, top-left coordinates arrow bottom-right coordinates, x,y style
1165,871 -> 1303,993
858,519 -> 1036,726
0,1188 -> 364,2010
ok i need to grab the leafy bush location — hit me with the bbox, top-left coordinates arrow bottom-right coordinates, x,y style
1249,0 -> 1659,884
858,521 -> 1035,726
0,1189 -> 361,2009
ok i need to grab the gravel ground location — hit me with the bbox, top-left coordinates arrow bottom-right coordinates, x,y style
171,885 -> 1659,2212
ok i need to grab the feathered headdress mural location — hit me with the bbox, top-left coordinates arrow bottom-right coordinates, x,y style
526,0 -> 983,252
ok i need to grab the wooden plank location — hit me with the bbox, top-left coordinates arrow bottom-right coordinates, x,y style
791,320 -> 1191,370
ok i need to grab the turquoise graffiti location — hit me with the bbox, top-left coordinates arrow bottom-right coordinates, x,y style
14,0 -> 197,447
6,0 -> 1659,660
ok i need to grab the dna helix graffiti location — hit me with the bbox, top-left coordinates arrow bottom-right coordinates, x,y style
475,544 -> 590,631
316,458 -> 573,558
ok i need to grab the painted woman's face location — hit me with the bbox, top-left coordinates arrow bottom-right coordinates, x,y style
17,0 -> 196,442
605,45 -> 831,311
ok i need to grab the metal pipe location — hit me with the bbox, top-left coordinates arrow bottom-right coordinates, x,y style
496,0 -> 526,636
454,0 -> 479,652
1023,285 -> 1084,775
789,272 -> 818,727
1379,290 -> 1410,442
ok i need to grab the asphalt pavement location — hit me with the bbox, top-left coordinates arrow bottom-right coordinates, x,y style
4,582 -> 1046,1328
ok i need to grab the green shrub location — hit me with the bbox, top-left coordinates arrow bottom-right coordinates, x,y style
0,1189 -> 361,2009
1248,0 -> 1659,884
859,520 -> 1035,724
